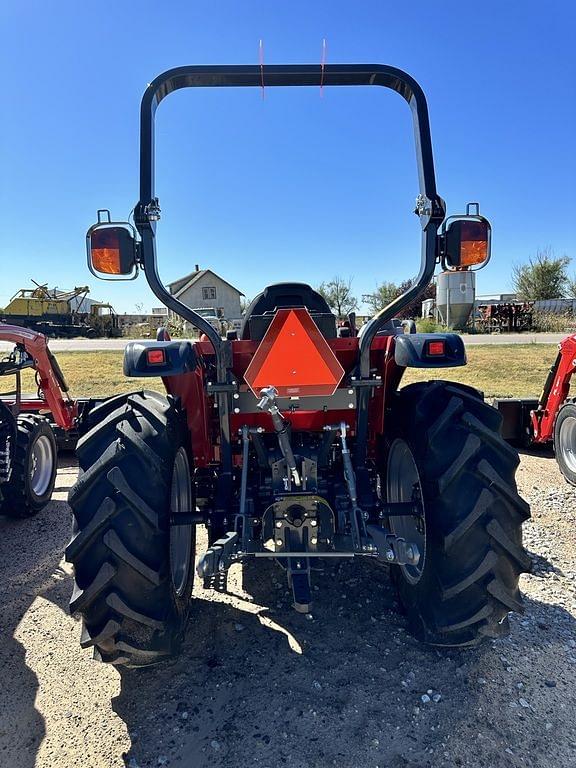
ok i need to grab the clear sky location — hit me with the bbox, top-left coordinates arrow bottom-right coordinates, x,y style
1,0 -> 575,314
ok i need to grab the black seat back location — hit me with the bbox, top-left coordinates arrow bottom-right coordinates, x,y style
241,283 -> 337,340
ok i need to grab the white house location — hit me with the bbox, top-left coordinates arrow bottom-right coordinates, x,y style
167,265 -> 243,326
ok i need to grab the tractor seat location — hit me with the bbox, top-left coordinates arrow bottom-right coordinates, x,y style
241,282 -> 337,341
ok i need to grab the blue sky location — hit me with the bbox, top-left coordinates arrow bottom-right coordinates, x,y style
1,1 -> 575,314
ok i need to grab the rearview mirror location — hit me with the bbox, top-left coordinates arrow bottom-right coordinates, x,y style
86,212 -> 138,280
441,203 -> 491,271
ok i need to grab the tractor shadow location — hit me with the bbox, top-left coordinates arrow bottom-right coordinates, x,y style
0,493 -> 71,768
52,449 -> 78,491
113,556 -> 576,768
516,444 -> 556,460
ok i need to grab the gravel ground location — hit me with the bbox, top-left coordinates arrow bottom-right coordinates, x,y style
1,451 -> 575,768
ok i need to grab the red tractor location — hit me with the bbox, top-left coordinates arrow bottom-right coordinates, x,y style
495,334 -> 576,484
66,64 -> 530,668
0,324 -> 77,516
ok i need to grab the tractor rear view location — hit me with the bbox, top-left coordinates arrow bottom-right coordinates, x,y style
66,64 -> 530,668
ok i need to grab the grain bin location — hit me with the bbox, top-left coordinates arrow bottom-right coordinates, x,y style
436,270 -> 475,329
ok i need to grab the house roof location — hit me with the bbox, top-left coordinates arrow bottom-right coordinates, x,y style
167,270 -> 206,294
168,269 -> 244,299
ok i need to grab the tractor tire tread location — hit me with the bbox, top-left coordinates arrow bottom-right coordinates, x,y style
70,561 -> 117,614
487,577 -> 525,614
67,392 -> 194,668
389,381 -> 530,648
441,551 -> 499,601
477,459 -> 531,521
80,619 -> 121,649
444,488 -> 493,552
106,592 -> 164,629
486,518 -> 533,572
102,530 -> 161,585
462,411 -> 520,465
65,496 -> 117,561
106,466 -> 159,527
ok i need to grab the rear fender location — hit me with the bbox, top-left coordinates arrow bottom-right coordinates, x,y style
393,333 -> 466,368
123,341 -> 199,377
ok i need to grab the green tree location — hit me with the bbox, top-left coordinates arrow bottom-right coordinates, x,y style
512,248 -> 570,300
567,275 -> 576,298
394,280 -> 436,319
317,276 -> 358,318
363,281 -> 400,314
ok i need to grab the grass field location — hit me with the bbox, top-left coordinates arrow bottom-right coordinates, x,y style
402,343 -> 557,398
13,343 -> 557,400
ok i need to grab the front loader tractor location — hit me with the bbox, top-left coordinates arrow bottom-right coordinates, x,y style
1,324 -> 76,517
67,65 -> 530,667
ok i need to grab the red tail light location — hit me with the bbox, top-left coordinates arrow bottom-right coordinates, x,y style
427,340 -> 445,356
146,348 -> 166,365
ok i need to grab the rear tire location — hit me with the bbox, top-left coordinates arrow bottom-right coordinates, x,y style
1,415 -> 57,518
553,401 -> 576,486
385,380 -> 531,647
66,391 -> 196,667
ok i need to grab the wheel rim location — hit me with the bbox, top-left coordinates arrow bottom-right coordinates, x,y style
386,438 -> 426,585
558,415 -> 576,473
169,448 -> 194,596
30,435 -> 55,497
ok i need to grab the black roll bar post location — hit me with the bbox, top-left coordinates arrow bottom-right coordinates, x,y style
132,64 -> 447,476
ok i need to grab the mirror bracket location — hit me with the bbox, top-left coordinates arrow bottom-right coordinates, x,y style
97,209 -> 112,224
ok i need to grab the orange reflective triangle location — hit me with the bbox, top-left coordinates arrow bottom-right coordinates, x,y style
244,308 -> 344,397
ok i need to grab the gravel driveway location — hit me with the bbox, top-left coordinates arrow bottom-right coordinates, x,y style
1,451 -> 575,768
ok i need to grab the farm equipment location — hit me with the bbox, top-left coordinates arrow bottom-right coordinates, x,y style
67,64 -> 530,668
0,324 -> 77,517
477,302 -> 533,333
88,303 -> 122,338
0,282 -> 121,338
494,334 -> 576,484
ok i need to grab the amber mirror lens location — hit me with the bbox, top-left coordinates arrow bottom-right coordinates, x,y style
459,221 -> 488,266
90,227 -> 135,275
446,219 -> 489,268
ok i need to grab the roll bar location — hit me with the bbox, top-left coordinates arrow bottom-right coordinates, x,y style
133,64 -> 446,380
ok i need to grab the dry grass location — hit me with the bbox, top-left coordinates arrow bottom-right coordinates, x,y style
17,351 -> 163,398
402,344 -> 556,398
12,344 -> 558,401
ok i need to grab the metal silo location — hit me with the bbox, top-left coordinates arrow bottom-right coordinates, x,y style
436,270 -> 475,329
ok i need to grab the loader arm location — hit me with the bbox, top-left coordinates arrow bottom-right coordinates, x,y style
0,325 -> 77,430
531,335 -> 576,442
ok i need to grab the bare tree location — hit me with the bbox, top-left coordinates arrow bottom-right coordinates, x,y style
240,296 -> 251,314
